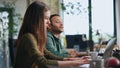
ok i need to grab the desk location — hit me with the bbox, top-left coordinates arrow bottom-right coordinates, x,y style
48,64 -> 89,68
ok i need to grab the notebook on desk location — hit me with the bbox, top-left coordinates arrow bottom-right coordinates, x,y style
102,38 -> 116,61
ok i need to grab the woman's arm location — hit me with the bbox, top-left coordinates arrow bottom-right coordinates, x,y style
44,49 -> 64,60
58,59 -> 90,67
63,56 -> 90,61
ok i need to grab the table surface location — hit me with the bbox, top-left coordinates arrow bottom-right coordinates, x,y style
48,64 -> 89,68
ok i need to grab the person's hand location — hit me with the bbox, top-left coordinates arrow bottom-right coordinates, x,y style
64,57 -> 81,61
68,49 -> 76,57
63,56 -> 90,61
71,59 -> 90,66
58,58 -> 90,67
80,56 -> 90,59
68,49 -> 79,58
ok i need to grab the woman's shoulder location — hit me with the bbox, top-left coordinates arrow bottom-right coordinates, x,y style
23,33 -> 34,37
20,33 -> 37,46
20,33 -> 37,43
22,33 -> 35,39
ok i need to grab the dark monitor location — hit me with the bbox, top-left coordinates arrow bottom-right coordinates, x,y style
65,34 -> 93,51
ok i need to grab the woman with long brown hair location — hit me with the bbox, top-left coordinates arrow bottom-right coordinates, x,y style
14,1 -> 89,68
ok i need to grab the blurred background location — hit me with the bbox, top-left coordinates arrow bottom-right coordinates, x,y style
0,0 -> 120,68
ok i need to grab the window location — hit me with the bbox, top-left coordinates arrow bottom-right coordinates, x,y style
92,0 -> 114,43
62,0 -> 114,43
63,0 -> 89,36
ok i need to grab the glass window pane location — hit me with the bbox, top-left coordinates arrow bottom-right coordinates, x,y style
63,0 -> 89,38
92,0 -> 114,43
63,0 -> 114,43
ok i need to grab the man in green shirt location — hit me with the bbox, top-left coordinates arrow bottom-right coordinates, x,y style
46,14 -> 78,58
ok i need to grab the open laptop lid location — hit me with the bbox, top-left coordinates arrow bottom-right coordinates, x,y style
103,37 -> 116,61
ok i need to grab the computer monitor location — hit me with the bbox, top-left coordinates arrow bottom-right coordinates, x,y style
66,34 -> 93,51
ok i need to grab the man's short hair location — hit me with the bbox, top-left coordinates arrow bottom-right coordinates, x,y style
49,14 -> 60,23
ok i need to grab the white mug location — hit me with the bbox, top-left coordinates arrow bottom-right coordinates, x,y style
90,52 -> 98,60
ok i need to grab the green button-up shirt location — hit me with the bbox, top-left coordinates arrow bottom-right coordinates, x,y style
46,31 -> 69,58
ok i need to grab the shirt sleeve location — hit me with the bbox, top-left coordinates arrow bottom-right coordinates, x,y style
44,49 -> 64,60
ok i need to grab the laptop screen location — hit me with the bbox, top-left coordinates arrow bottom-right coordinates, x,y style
103,38 -> 116,61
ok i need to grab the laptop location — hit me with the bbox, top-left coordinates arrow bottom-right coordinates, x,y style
102,37 -> 116,61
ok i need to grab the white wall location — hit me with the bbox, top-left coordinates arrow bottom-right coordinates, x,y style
0,0 -> 27,18
116,0 -> 120,48
15,0 -> 27,18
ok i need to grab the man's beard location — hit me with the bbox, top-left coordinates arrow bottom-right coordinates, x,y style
52,29 -> 63,34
